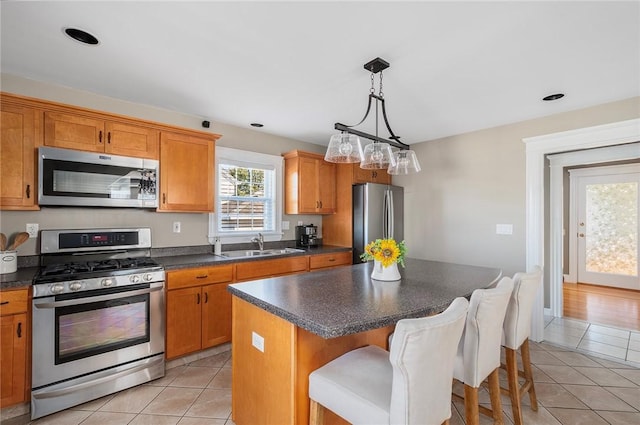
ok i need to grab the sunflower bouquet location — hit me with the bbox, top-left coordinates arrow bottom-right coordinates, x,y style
360,238 -> 407,268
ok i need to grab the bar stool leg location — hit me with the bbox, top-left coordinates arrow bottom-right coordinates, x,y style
505,347 -> 523,425
521,339 -> 538,411
488,369 -> 504,425
463,384 -> 480,425
309,399 -> 324,425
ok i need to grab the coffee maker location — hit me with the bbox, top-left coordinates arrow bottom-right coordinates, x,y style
296,224 -> 319,248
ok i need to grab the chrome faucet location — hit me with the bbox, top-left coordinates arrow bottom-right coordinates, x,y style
251,233 -> 264,251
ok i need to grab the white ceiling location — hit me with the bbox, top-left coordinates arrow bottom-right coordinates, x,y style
2,1 -> 639,147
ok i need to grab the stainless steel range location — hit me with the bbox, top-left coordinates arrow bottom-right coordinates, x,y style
31,228 -> 165,420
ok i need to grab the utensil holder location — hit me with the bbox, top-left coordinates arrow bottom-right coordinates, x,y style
0,251 -> 17,274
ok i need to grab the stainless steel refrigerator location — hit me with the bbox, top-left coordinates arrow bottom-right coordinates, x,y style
352,183 -> 404,264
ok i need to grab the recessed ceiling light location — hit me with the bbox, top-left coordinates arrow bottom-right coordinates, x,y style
64,28 -> 99,45
250,123 -> 264,128
543,93 -> 564,101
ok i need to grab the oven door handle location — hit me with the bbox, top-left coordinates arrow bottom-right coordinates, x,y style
33,283 -> 163,309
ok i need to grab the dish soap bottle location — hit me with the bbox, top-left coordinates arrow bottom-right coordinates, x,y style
214,237 -> 222,256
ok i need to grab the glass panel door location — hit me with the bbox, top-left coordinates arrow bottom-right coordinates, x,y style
577,172 -> 639,290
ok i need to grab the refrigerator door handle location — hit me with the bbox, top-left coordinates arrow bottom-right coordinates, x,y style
388,189 -> 394,239
383,190 -> 388,239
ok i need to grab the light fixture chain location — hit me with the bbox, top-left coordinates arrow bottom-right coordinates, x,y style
370,72 -> 375,94
379,71 -> 384,98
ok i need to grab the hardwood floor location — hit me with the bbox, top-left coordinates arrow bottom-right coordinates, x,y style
563,282 -> 640,331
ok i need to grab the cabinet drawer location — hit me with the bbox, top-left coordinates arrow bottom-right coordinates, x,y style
309,251 -> 352,270
167,265 -> 233,289
235,256 -> 309,281
0,289 -> 28,316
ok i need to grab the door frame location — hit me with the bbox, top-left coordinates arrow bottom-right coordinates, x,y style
523,118 -> 640,342
568,164 -> 640,287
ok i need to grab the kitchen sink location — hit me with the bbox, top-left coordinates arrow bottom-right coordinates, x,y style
219,248 -> 305,258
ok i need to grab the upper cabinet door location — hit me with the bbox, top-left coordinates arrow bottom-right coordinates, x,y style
45,112 -> 160,159
44,112 -> 104,152
317,160 -> 336,213
0,103 -> 39,210
284,150 -> 337,215
105,122 -> 159,159
159,132 -> 215,212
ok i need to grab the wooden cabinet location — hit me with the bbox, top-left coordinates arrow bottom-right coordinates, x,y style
166,265 -> 233,359
309,251 -> 352,270
0,102 -> 39,210
322,163 -> 392,247
283,150 -> 336,214
0,289 -> 29,407
235,256 -> 309,282
353,165 -> 392,184
44,112 -> 159,159
159,132 -> 215,212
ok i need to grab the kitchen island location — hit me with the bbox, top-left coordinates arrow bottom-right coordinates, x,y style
228,258 -> 502,425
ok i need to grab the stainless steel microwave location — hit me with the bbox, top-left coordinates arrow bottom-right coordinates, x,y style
38,147 -> 158,208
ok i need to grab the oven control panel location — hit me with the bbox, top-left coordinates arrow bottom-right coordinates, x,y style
33,270 -> 165,298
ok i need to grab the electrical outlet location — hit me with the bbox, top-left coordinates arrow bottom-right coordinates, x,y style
26,223 -> 39,238
297,221 -> 304,226
173,222 -> 181,233
282,221 -> 290,230
252,331 -> 265,352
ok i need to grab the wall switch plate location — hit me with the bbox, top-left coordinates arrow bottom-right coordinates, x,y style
496,224 -> 513,235
26,223 -> 39,238
173,222 -> 181,233
252,331 -> 265,352
282,221 -> 290,230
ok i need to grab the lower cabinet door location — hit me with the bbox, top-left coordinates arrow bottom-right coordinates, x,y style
0,313 -> 27,407
166,287 -> 202,359
201,283 -> 232,348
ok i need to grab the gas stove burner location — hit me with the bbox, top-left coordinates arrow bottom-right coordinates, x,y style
39,258 -> 159,278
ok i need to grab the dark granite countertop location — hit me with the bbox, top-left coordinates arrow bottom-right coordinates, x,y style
0,245 -> 352,291
228,258 -> 502,339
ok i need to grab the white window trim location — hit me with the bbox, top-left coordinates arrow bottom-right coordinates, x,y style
208,147 -> 283,245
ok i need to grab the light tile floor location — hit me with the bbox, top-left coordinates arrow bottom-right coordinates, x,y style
544,315 -> 640,365
5,319 -> 640,425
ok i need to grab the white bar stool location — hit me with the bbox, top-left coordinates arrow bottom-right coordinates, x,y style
501,266 -> 543,425
308,297 -> 469,425
452,277 -> 514,425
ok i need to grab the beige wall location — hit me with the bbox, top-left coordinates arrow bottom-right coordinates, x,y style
0,74 -> 324,255
394,96 -> 640,286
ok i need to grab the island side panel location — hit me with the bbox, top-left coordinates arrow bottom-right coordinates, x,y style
232,297 -> 296,425
294,324 -> 395,425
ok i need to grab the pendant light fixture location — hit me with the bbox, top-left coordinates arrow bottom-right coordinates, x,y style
325,57 -> 421,175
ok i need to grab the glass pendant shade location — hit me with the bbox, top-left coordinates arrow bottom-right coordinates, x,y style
324,132 -> 363,163
388,150 -> 421,175
360,142 -> 395,169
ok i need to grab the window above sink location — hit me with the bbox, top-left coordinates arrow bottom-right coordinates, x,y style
208,147 -> 284,245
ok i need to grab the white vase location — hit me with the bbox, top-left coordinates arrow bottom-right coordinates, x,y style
371,260 -> 401,281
